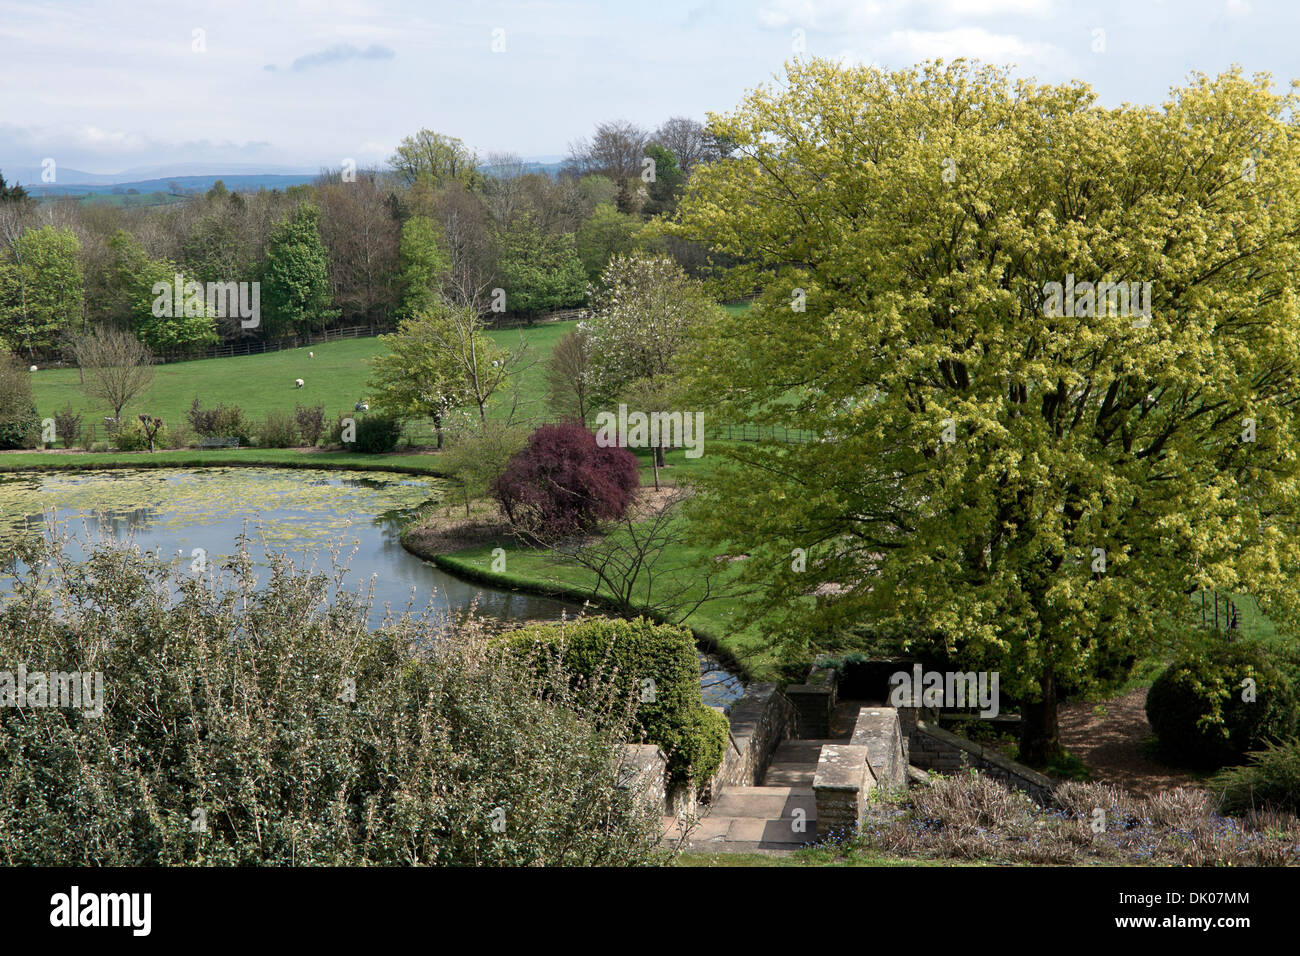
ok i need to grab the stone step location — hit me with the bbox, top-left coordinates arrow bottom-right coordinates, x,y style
762,762 -> 817,787
772,738 -> 846,758
761,738 -> 848,786
707,786 -> 816,820
663,814 -> 818,848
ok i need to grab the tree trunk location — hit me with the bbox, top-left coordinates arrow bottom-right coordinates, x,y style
1019,665 -> 1061,767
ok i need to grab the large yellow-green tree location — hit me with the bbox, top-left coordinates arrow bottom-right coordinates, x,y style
674,59 -> 1300,763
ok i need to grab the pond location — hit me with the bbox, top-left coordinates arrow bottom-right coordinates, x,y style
0,466 -> 744,707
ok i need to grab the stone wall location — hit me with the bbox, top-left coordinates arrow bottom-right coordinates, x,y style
812,706 -> 908,839
813,744 -> 871,839
708,682 -> 796,793
849,706 -> 907,790
635,682 -> 797,817
909,721 -> 1057,803
618,743 -> 668,814
785,666 -> 837,738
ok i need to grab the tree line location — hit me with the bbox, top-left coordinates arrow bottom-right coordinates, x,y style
0,116 -> 732,362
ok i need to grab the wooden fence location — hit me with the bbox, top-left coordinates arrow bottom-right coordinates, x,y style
483,308 -> 586,330
397,418 -> 815,448
154,324 -> 380,364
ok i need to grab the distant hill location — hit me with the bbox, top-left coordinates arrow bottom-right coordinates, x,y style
0,162 -> 319,186
1,153 -> 576,201
478,159 -> 566,178
22,174 -> 318,200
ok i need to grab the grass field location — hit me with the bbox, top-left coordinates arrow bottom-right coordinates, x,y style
29,321 -> 579,437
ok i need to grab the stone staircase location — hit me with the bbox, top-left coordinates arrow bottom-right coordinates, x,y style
660,670 -> 1059,856
664,760 -> 826,852
663,702 -> 867,854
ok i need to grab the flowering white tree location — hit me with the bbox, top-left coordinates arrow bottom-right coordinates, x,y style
581,252 -> 720,407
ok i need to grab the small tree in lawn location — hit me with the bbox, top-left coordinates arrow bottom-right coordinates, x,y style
531,487 -> 724,624
437,303 -> 531,425
545,328 -> 593,427
367,310 -> 467,448
138,414 -> 164,453
582,251 -> 720,411
72,326 -> 155,426
493,423 -> 639,538
618,376 -> 689,481
441,419 -> 529,517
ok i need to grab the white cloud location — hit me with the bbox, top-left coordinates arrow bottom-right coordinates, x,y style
871,26 -> 1059,63
758,0 -> 1051,32
926,0 -> 1051,17
757,0 -> 891,31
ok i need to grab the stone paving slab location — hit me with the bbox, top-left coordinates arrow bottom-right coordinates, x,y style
725,818 -> 818,845
708,786 -> 816,819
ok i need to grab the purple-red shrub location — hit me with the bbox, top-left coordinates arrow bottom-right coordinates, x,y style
493,423 -> 640,537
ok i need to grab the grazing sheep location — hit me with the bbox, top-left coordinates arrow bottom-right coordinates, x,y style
309,351 -> 314,358
29,365 -> 37,372
354,401 -> 369,411
295,378 -> 304,388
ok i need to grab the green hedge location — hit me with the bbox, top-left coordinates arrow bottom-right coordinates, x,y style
332,412 -> 401,454
0,400 -> 38,450
504,617 -> 729,787
1146,639 -> 1300,769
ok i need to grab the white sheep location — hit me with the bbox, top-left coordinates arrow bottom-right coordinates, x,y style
29,365 -> 37,372
295,378 -> 304,388
309,351 -> 314,358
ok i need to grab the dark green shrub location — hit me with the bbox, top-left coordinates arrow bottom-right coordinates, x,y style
667,706 -> 730,790
1212,739 -> 1300,816
505,617 -> 725,786
1146,639 -> 1300,769
0,354 -> 38,450
0,402 -> 37,449
334,412 -> 401,453
257,408 -> 299,448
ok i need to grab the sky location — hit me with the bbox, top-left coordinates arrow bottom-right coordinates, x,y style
0,0 -> 1295,176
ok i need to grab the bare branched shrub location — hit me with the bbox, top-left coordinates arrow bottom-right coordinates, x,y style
70,326 -> 155,423
849,773 -> 1300,866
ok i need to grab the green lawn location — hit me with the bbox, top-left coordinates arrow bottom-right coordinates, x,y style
30,321 -> 579,438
